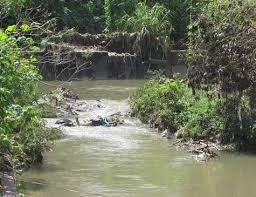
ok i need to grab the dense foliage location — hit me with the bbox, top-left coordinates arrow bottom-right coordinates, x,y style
130,76 -> 223,140
0,0 -> 191,44
117,2 -> 171,45
187,0 -> 256,146
0,26 -> 62,174
105,0 -> 190,40
104,0 -> 136,32
132,0 -> 256,149
0,0 -> 105,33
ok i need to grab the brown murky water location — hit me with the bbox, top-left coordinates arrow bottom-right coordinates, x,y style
21,80 -> 256,197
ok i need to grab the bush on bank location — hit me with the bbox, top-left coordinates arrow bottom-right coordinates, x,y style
187,0 -> 256,148
130,0 -> 256,150
0,26 -> 62,176
130,76 -> 223,141
131,75 -> 256,149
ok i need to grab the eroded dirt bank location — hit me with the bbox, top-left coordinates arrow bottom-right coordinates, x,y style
38,31 -> 186,81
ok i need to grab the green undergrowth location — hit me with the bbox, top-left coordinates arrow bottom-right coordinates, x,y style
0,25 -> 63,181
131,75 -> 256,148
186,0 -> 256,149
130,75 -> 223,142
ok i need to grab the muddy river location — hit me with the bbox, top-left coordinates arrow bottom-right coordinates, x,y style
21,80 -> 256,197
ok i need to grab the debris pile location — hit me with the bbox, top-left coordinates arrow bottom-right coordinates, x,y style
173,139 -> 219,162
81,112 -> 124,127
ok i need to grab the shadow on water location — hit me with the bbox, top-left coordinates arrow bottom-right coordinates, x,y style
18,160 -> 67,193
19,178 -> 49,192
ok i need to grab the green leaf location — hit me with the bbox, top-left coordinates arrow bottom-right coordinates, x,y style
20,24 -> 30,31
6,25 -> 17,33
31,46 -> 40,52
0,31 -> 8,41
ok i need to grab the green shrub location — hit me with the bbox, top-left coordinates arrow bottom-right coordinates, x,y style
130,75 -> 223,140
104,0 -> 190,42
104,0 -> 136,32
0,26 -> 62,173
0,0 -> 105,33
187,0 -> 256,146
181,94 -> 223,139
141,0 -> 190,39
130,75 -> 187,131
118,2 -> 171,45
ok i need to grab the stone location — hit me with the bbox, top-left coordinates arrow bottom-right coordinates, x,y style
161,130 -> 168,137
1,174 -> 17,197
55,119 -> 74,127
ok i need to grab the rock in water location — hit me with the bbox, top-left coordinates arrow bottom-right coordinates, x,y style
1,174 -> 17,197
162,129 -> 173,139
161,130 -> 168,137
55,119 -> 74,127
